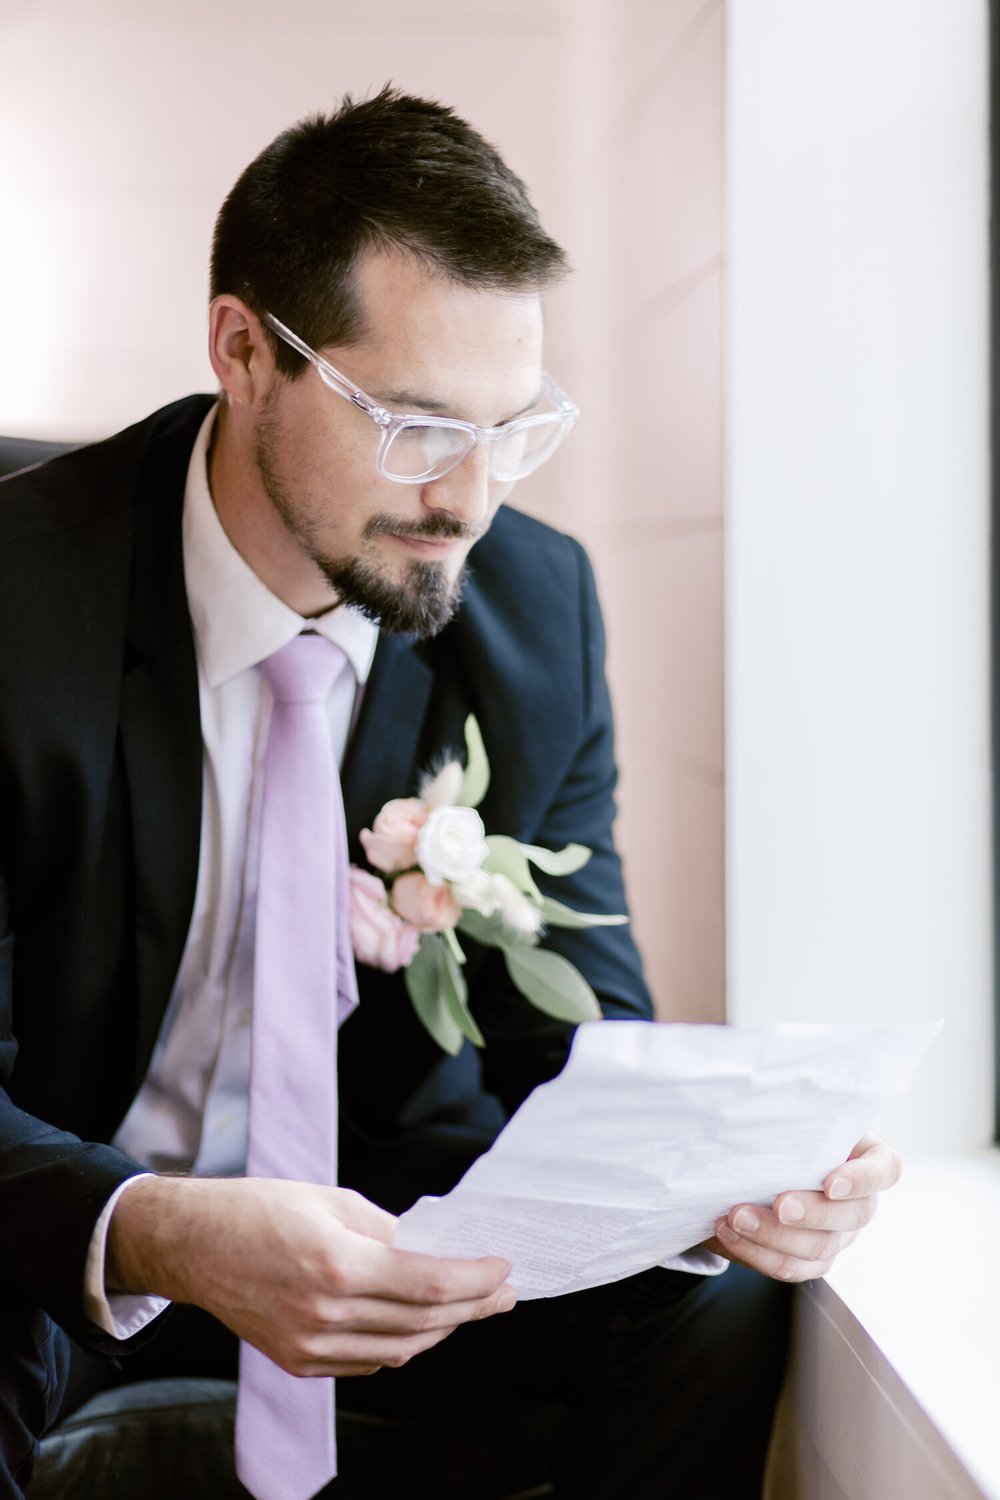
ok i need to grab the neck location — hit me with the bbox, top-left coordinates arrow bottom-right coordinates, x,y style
208,399 -> 340,618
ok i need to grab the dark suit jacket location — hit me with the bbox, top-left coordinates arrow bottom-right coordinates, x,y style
0,396 -> 652,1354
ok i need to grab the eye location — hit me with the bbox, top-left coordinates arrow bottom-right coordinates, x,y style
383,423 -> 476,481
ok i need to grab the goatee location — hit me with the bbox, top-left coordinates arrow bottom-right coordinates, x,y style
311,544 -> 467,637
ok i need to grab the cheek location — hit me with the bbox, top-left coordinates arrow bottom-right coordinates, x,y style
286,394 -> 375,490
304,437 -> 391,531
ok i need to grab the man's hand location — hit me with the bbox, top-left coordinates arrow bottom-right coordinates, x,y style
107,1175 -> 515,1377
705,1134 -> 901,1283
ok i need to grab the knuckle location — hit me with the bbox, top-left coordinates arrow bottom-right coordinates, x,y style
296,1332 -> 328,1366
421,1271 -> 451,1305
733,1244 -> 763,1274
809,1231 -> 834,1261
797,1200 -> 825,1230
408,1302 -> 439,1334
318,1299 -> 347,1331
278,1346 -> 312,1377
820,1198 -> 844,1230
858,1195 -> 878,1228
320,1255 -> 350,1296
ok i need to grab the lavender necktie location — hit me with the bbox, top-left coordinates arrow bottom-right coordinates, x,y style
235,634 -> 359,1500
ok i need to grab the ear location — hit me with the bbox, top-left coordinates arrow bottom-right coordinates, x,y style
208,295 -> 276,405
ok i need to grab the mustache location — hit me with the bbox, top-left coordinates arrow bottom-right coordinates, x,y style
364,514 -> 480,545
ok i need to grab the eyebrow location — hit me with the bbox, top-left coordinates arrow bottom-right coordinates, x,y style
374,387 -> 544,424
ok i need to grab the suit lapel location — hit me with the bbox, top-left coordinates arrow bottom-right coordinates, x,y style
341,631 -> 435,857
117,403 -> 207,1091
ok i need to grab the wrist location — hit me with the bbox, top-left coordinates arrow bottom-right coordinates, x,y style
106,1174 -> 206,1302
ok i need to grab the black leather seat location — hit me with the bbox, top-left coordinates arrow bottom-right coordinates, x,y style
0,434 -> 75,477
31,1378 -> 559,1499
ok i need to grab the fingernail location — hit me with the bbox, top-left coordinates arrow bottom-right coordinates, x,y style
498,1288 -> 517,1312
733,1207 -> 760,1233
779,1196 -> 805,1224
716,1221 -> 740,1244
828,1177 -> 851,1200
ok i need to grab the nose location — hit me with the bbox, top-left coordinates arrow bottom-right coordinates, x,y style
420,444 -> 492,530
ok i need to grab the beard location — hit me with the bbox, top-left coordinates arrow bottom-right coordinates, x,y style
310,515 -> 469,637
254,403 -> 473,638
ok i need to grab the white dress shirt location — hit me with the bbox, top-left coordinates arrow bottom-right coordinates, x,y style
83,404 -> 378,1334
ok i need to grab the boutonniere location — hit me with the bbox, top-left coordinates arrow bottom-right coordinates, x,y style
348,716 -> 627,1054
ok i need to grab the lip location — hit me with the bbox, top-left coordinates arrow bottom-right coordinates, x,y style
389,533 -> 465,558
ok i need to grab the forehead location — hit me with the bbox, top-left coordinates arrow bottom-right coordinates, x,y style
332,248 -> 544,418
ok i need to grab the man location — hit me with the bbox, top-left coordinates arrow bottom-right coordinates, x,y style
0,89 -> 898,1499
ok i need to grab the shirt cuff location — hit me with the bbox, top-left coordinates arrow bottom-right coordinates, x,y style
658,1246 -> 729,1276
83,1174 -> 172,1339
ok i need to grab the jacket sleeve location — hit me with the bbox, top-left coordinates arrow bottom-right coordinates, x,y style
0,868 -> 168,1355
473,538 -> 654,1115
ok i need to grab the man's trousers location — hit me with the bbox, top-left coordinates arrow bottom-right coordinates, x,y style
1,1261 -> 791,1500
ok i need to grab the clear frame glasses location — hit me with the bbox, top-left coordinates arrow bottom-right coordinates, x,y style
263,311 -> 579,485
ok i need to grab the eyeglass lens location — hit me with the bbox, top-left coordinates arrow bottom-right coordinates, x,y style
382,418 -> 566,482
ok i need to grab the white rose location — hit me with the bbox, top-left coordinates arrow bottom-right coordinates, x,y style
416,805 -> 489,887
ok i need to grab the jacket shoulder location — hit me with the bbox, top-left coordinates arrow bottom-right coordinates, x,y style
0,396 -> 214,541
465,503 -> 594,622
477,502 -> 587,569
442,504 -> 603,765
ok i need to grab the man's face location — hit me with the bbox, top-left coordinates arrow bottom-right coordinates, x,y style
249,250 -> 545,634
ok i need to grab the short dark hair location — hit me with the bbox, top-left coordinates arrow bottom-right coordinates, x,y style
210,86 -> 569,377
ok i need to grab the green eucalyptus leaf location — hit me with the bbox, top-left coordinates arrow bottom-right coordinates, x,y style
443,925 -> 467,966
502,944 -> 603,1023
459,714 -> 491,809
404,935 -> 465,1055
482,835 -> 542,899
440,939 -> 485,1047
518,842 -> 592,878
537,895 -> 628,930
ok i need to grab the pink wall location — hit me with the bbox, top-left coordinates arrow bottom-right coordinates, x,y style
0,0 -> 725,1020
544,0 -> 725,1021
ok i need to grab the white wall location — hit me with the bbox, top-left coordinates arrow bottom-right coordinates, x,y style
726,0 -> 992,1156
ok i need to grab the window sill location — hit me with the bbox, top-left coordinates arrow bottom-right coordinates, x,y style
774,1150 -> 1000,1500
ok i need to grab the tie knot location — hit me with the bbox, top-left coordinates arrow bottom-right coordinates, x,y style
261,634 -> 346,704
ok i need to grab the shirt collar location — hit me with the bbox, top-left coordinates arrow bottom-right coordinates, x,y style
182,404 -> 379,689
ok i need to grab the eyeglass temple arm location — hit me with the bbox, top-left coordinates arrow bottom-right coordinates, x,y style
541,372 -> 579,420
265,310 -> 578,427
261,312 -> 388,418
